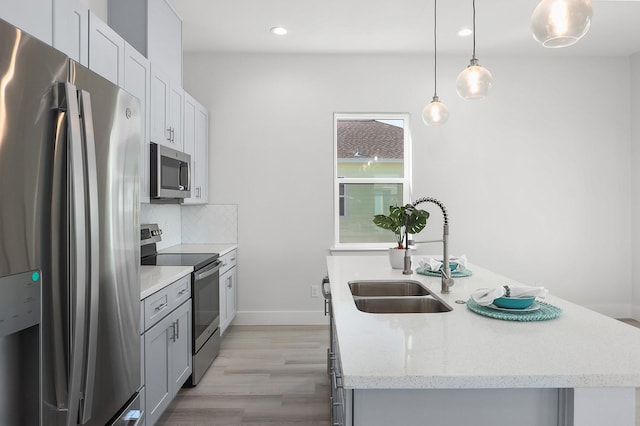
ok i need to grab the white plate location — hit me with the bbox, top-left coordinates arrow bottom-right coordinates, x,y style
487,302 -> 540,312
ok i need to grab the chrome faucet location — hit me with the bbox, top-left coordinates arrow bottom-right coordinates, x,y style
402,197 -> 454,294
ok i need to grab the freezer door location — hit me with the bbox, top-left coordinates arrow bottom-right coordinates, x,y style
69,62 -> 141,426
0,18 -> 70,426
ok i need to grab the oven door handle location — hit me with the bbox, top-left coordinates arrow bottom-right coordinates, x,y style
195,260 -> 223,280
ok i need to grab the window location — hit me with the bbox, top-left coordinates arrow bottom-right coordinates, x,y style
334,113 -> 411,247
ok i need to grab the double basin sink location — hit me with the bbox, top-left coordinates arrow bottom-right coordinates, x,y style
349,280 -> 452,314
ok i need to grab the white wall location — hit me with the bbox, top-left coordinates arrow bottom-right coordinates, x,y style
631,52 -> 640,320
184,52 -> 634,322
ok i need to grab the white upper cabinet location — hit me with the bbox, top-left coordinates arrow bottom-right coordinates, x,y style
150,66 -> 183,151
183,93 -> 208,205
52,0 -> 89,66
123,43 -> 151,203
108,0 -> 182,85
147,0 -> 182,85
169,83 -> 184,149
0,0 -> 53,44
194,103 -> 209,203
88,11 -> 124,86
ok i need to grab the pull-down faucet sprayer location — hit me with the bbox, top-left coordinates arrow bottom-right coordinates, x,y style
402,197 -> 454,294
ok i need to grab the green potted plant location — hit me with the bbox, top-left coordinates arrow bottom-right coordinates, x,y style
373,204 -> 430,269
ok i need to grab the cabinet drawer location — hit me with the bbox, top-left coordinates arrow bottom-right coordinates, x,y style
172,274 -> 191,307
219,250 -> 237,275
144,286 -> 172,331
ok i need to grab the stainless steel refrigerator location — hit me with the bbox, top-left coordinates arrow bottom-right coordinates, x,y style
0,18 -> 142,426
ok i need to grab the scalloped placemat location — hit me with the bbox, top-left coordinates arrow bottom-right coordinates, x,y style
416,267 -> 473,278
466,298 -> 562,321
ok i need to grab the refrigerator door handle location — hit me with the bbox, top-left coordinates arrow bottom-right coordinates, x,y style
77,89 -> 101,425
63,81 -> 89,426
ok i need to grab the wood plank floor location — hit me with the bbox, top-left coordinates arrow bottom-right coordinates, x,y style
156,325 -> 330,426
157,322 -> 640,426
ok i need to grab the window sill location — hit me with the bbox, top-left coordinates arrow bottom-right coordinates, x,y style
329,246 -> 389,256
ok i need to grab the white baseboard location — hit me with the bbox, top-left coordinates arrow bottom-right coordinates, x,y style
234,310 -> 329,326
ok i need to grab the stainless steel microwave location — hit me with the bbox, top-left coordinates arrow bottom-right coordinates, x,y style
150,142 -> 191,200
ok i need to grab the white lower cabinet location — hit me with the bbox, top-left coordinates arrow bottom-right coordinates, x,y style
141,275 -> 192,426
219,250 -> 238,335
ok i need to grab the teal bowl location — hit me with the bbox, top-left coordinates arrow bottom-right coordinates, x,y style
493,296 -> 535,309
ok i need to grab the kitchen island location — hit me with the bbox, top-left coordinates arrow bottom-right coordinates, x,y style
326,255 -> 640,426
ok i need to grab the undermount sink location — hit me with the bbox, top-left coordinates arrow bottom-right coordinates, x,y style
348,280 -> 431,297
348,280 -> 453,314
353,296 -> 452,314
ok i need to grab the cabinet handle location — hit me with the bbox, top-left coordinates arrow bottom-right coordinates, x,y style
178,288 -> 187,296
175,318 -> 179,340
172,127 -> 175,142
154,302 -> 167,312
166,127 -> 172,142
169,322 -> 176,342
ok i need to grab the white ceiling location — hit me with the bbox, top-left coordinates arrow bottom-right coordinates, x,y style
170,0 -> 640,57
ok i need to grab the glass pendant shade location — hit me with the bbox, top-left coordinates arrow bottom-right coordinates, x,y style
422,96 -> 449,126
456,59 -> 493,100
531,0 -> 593,48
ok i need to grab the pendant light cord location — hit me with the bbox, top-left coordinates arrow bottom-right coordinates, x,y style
433,0 -> 438,97
472,0 -> 477,60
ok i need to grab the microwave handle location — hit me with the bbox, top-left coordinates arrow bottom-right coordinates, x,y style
180,161 -> 189,191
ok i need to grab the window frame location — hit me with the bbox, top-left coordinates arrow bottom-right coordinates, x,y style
333,112 -> 412,249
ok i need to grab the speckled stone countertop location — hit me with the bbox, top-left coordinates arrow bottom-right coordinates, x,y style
327,255 -> 640,390
140,265 -> 193,300
160,243 -> 237,256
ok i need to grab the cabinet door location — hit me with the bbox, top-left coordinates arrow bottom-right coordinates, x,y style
219,269 -> 230,335
195,104 -> 209,203
182,93 -> 198,205
123,42 -> 151,203
147,0 -> 182,84
171,301 -> 192,394
150,66 -> 171,147
88,11 -> 125,86
183,95 -> 208,204
144,314 -> 173,426
169,85 -> 184,151
0,0 -> 52,44
52,0 -> 88,65
226,267 -> 237,325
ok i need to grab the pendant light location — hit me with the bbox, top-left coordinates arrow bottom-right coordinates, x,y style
422,0 -> 449,126
531,0 -> 592,48
456,0 -> 493,100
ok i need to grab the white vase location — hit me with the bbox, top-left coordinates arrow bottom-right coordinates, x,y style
389,248 -> 412,269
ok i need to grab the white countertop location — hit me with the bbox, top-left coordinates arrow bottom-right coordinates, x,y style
141,244 -> 236,299
327,255 -> 640,390
141,265 -> 193,300
160,243 -> 237,256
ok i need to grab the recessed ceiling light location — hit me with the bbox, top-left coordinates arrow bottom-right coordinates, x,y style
457,28 -> 473,37
270,26 -> 288,36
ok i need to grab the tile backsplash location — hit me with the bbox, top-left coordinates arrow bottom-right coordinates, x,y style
181,204 -> 238,244
140,203 -> 238,248
140,203 -> 182,249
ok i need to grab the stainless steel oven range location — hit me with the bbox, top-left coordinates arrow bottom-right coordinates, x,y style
140,224 -> 221,386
